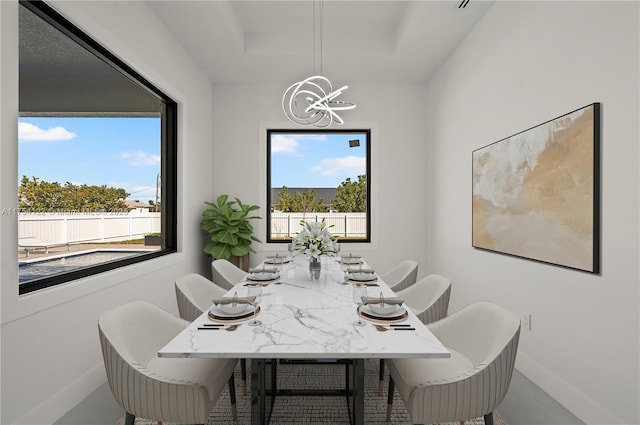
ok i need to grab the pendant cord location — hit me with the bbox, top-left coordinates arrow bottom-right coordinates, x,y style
312,0 -> 324,76
312,0 -> 316,74
320,0 -> 323,76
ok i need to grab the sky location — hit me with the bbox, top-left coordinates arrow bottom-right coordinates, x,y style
17,120 -> 368,202
18,117 -> 160,203
270,132 -> 367,188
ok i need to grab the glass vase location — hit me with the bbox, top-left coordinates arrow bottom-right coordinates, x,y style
309,256 -> 321,280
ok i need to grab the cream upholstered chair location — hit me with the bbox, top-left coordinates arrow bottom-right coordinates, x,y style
211,259 -> 248,290
175,273 -> 248,395
98,300 -> 238,425
378,274 -> 452,394
395,274 -> 452,324
386,301 -> 520,425
379,259 -> 418,291
175,273 -> 227,322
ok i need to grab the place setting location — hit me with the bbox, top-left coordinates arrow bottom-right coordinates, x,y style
244,266 -> 281,285
263,252 -> 292,265
351,286 -> 411,328
206,287 -> 263,327
344,265 -> 379,286
339,253 -> 363,265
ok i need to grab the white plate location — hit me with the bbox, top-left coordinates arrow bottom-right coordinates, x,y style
209,303 -> 256,318
361,304 -> 405,318
341,257 -> 363,264
216,302 -> 250,315
248,272 -> 279,281
368,303 -> 401,315
347,272 -> 377,282
264,257 -> 291,264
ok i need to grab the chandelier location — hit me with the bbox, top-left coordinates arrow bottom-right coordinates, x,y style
282,1 -> 355,128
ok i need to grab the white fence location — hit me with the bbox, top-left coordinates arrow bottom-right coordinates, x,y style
17,211 -> 364,244
18,211 -> 161,244
270,212 -> 367,239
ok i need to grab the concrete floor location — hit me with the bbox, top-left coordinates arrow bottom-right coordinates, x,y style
54,368 -> 583,425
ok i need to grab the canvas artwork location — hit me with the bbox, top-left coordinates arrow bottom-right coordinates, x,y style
472,103 -> 600,273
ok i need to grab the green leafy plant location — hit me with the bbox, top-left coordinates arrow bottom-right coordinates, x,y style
200,195 -> 262,260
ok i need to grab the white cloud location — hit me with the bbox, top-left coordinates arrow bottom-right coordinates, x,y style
271,134 -> 327,155
311,156 -> 365,177
18,122 -> 77,142
116,150 -> 160,166
271,135 -> 299,154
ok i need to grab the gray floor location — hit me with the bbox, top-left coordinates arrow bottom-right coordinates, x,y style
54,368 -> 583,425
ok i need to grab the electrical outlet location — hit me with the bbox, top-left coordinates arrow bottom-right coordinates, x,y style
521,313 -> 532,331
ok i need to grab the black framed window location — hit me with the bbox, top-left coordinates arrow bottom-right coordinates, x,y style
17,1 -> 177,294
267,129 -> 371,243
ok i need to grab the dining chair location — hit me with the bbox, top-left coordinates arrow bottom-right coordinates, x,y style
211,258 -> 249,290
175,272 -> 248,395
385,301 -> 521,425
378,259 -> 418,291
98,300 -> 239,425
378,274 -> 452,395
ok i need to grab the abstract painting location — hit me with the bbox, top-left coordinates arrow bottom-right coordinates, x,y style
472,103 -> 600,273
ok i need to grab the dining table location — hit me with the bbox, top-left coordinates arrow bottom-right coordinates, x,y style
158,254 -> 450,425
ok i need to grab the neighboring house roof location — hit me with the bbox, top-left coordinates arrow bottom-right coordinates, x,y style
125,200 -> 153,210
270,188 -> 337,206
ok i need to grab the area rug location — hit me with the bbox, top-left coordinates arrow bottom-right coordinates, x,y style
116,359 -> 506,425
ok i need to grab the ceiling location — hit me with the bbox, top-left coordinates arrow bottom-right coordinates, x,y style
147,0 -> 494,84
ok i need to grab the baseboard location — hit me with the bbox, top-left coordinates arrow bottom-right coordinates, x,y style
516,351 -> 624,424
14,362 -> 106,425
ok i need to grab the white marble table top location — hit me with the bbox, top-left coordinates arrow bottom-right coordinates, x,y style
158,256 -> 449,360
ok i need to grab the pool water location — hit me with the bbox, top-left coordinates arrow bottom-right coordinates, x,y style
19,250 -> 147,283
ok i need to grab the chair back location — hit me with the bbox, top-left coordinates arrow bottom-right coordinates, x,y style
175,273 -> 227,321
98,301 -> 221,423
395,274 -> 451,324
400,301 -> 521,423
428,301 -> 520,367
211,259 -> 248,290
379,260 -> 418,291
98,301 -> 187,367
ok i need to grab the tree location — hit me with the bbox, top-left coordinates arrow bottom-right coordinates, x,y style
276,186 -> 326,213
276,186 -> 295,212
333,175 -> 367,212
18,176 -> 130,212
293,188 -> 326,214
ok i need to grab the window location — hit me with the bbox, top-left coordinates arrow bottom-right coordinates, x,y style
267,129 -> 371,243
18,1 -> 177,294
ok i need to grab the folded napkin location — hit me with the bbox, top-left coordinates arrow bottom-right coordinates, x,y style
212,296 -> 256,305
347,268 -> 375,274
248,267 -> 279,274
361,296 -> 404,306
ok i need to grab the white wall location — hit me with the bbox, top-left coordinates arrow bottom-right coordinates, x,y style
0,1 -> 215,423
423,2 -> 639,424
210,82 -> 431,274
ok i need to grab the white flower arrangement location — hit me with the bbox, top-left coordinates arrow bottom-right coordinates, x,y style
291,219 -> 338,259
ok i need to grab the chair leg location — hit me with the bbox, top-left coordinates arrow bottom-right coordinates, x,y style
484,412 -> 494,425
241,358 -> 247,396
378,359 -> 385,396
228,373 -> 238,421
386,376 -> 395,421
124,412 -> 135,425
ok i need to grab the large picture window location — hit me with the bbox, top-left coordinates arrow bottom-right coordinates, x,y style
17,1 -> 177,294
267,129 -> 371,243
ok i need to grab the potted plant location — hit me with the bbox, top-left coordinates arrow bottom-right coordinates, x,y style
144,232 -> 162,246
200,194 -> 261,270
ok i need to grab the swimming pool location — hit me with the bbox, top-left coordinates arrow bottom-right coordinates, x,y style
19,250 -> 148,283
